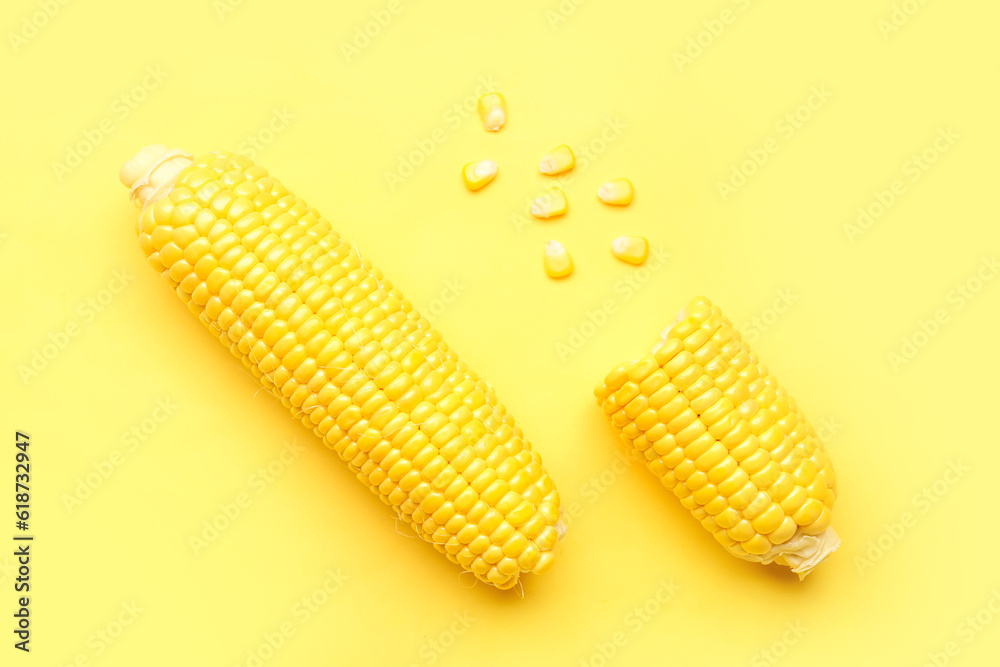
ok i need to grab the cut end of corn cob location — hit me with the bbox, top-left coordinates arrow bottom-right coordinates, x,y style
463,160 -> 499,191
120,144 -> 194,209
539,145 -> 575,175
595,296 -> 840,579
611,236 -> 648,266
530,188 -> 568,219
123,145 -> 564,590
478,93 -> 507,132
543,240 -> 573,278
598,179 -> 634,206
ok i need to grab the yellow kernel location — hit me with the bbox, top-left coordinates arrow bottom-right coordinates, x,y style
718,467 -> 749,497
507,500 -> 533,526
532,551 -> 555,574
713,528 -> 736,547
750,461 -> 780,489
742,534 -> 771,556
598,178 -> 634,206
462,160 -> 499,191
611,236 -> 649,266
743,490 -> 772,520
543,240 -> 573,278
792,498 -> 824,526
704,495 -> 729,516
728,482 -> 757,510
690,483 -> 718,506
759,425 -> 785,451
456,523 -> 479,545
806,475 -> 829,501
694,442 -> 728,472
801,506 -> 832,534
481,479 -> 510,506
478,509 -> 503,535
502,532 -> 528,558
750,408 -> 776,435
751,503 -> 785,534
496,491 -> 521,514
497,556 -> 519,577
490,522 -> 515,546
707,457 -> 738,484
483,545 -> 503,564
793,458 -> 819,486
468,534 -> 490,555
780,486 -> 808,514
741,448 -> 770,474
531,188 -> 568,219
518,543 -> 541,570
539,145 -> 575,175
477,93 -> 506,131
768,472 -> 795,502
536,526 -> 558,550
768,516 -> 798,545
454,487 -> 478,513
727,519 -> 754,542
715,507 -> 741,529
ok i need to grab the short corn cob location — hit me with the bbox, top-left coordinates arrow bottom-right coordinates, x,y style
120,145 -> 564,589
595,297 -> 839,577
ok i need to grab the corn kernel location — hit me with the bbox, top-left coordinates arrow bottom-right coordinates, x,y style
462,160 -> 498,191
742,534 -> 771,556
752,503 -> 785,535
611,236 -> 649,266
769,516 -> 798,545
531,188 -> 568,219
539,145 -> 575,175
715,507 -> 740,529
727,519 -> 754,542
792,498 -> 824,526
598,178 -> 634,206
802,505 -> 831,534
543,240 -> 573,279
477,93 -> 506,132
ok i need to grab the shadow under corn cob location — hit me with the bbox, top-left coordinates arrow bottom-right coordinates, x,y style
120,145 -> 564,589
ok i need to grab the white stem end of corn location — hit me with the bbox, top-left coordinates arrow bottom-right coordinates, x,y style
771,526 -> 841,580
120,144 -> 193,209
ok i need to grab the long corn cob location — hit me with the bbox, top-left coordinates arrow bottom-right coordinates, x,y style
120,145 -> 563,589
595,297 -> 839,578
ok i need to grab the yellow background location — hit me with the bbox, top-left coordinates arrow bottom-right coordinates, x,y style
3,0 -> 999,664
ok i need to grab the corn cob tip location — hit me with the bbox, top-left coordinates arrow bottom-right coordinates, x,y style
120,144 -> 193,208
119,144 -> 167,187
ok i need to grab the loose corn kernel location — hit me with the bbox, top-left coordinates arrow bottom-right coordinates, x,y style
543,240 -> 573,279
531,188 -> 568,219
598,178 -> 634,206
123,144 -> 565,592
611,236 -> 649,266
463,160 -> 499,191
477,93 -> 506,132
595,296 -> 840,579
538,145 -> 575,175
